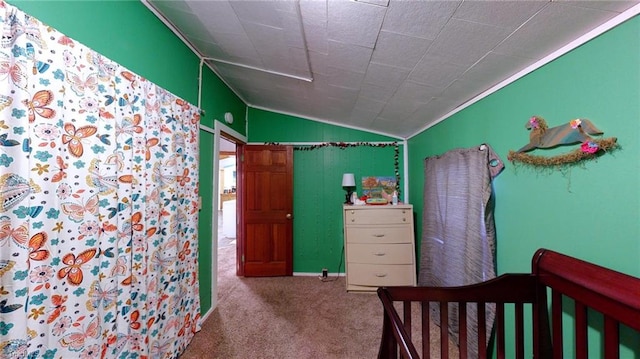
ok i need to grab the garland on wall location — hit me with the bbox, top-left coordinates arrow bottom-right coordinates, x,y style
507,116 -> 619,169
265,141 -> 401,196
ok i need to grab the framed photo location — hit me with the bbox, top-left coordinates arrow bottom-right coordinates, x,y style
361,176 -> 397,198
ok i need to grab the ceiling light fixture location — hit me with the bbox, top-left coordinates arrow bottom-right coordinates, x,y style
224,112 -> 234,124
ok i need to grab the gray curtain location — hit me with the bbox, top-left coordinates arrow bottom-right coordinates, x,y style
419,144 -> 503,358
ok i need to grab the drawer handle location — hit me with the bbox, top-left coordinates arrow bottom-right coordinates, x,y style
373,252 -> 386,256
375,273 -> 388,278
372,234 -> 385,238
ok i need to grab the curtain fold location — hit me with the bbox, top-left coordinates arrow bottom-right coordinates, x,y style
0,2 -> 201,357
419,144 -> 503,359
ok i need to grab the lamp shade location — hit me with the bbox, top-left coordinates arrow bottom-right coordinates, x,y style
342,173 -> 355,187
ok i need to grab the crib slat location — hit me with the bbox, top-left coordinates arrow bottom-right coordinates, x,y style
440,302 -> 449,359
377,288 -> 419,359
552,290 -> 563,359
459,302 -> 467,359
404,301 -> 412,340
515,302 -> 524,359
379,305 -> 398,359
477,303 -> 486,359
422,302 -> 430,359
604,316 -> 619,358
496,303 -> 505,359
575,301 -> 587,359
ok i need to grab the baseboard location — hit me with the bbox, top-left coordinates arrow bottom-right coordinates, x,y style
199,306 -> 215,325
292,272 -> 345,277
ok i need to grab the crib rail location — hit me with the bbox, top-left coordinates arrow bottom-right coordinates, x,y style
378,248 -> 640,359
533,249 -> 640,358
377,274 -> 551,359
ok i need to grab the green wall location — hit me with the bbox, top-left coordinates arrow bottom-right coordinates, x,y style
248,108 -> 405,273
199,61 -> 247,133
197,131 -> 214,312
10,0 -> 248,314
407,15 -> 640,357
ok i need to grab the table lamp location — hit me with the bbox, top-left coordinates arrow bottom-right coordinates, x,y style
342,173 -> 356,204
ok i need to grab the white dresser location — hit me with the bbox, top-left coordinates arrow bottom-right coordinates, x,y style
343,204 -> 416,292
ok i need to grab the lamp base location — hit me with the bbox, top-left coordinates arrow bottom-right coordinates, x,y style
344,190 -> 354,205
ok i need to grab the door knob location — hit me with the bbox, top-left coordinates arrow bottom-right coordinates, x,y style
286,213 -> 292,219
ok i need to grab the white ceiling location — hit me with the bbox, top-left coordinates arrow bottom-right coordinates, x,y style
144,0 -> 639,139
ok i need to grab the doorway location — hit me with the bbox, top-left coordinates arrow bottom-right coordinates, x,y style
211,121 -> 246,311
216,136 -> 238,277
218,137 -> 236,250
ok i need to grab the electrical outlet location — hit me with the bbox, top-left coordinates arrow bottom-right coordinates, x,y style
322,268 -> 328,278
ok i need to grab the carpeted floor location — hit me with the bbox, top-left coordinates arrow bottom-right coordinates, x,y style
179,243 -> 458,358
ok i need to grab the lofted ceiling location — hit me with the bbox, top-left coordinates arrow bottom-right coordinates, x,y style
144,0 -> 639,139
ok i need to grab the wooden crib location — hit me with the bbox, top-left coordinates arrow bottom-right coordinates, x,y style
377,248 -> 640,359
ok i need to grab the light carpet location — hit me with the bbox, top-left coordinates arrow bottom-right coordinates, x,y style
179,245 -> 457,358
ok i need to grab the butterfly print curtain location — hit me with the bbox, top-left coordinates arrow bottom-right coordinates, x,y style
0,2 -> 202,358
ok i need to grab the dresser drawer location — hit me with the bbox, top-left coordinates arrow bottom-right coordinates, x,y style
347,243 -> 414,264
344,207 -> 412,225
345,225 -> 412,244
347,263 -> 415,287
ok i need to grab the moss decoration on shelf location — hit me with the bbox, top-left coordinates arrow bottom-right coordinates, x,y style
508,116 -> 619,168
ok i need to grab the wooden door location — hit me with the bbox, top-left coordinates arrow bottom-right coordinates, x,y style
241,145 -> 293,276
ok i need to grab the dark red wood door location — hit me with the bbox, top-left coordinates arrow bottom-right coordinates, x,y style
241,145 -> 293,276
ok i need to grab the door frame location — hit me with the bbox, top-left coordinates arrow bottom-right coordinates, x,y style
211,121 -> 246,310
